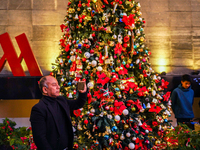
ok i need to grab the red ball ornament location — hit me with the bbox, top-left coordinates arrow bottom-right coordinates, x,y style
119,1 -> 122,4
114,134 -> 119,139
109,107 -> 114,111
84,120 -> 88,124
73,143 -> 79,149
90,49 -> 94,53
89,113 -> 94,117
123,43 -> 127,48
125,64 -> 130,68
82,58 -> 86,62
143,20 -> 146,23
133,51 -> 137,55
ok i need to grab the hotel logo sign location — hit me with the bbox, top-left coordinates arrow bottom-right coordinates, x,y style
0,32 -> 42,76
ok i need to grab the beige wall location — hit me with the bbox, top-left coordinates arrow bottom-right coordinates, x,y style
0,0 -> 200,75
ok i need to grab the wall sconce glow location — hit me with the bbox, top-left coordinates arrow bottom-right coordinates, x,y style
158,66 -> 167,73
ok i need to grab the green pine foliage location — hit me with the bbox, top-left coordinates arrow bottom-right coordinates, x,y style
52,0 -> 172,149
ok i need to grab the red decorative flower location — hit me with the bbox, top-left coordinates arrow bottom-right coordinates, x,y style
73,109 -> 82,117
161,79 -> 169,89
114,43 -> 123,55
97,73 -> 110,86
149,103 -> 162,114
114,100 -> 126,115
152,121 -> 158,127
137,86 -> 148,97
163,91 -> 171,101
110,73 -> 119,83
122,14 -> 135,26
141,122 -> 152,131
118,65 -> 128,75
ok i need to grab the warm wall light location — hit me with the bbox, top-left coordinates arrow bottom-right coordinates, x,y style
158,66 -> 166,73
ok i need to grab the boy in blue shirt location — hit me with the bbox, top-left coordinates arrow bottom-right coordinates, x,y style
171,74 -> 194,124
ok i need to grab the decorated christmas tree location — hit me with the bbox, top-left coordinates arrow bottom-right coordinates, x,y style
51,0 -> 173,149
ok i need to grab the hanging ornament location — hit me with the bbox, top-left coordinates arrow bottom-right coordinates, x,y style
120,134 -> 125,140
84,52 -> 91,58
126,132 -> 131,137
91,60 -> 97,67
128,143 -> 135,149
114,115 -> 121,121
68,93 -> 73,98
122,109 -> 129,115
97,66 -> 103,71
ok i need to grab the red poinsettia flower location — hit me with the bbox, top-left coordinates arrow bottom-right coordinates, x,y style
59,39 -> 66,47
94,90 -> 102,99
132,99 -> 143,110
149,103 -> 162,114
122,14 -> 135,26
96,72 -> 110,86
152,121 -> 158,127
135,138 -> 144,150
137,86 -> 148,97
141,122 -> 152,132
114,43 -> 123,55
110,73 -> 119,83
161,79 -> 169,89
126,81 -> 137,90
60,24 -> 66,32
73,109 -> 82,117
118,65 -> 128,75
163,91 -> 171,101
114,100 -> 126,115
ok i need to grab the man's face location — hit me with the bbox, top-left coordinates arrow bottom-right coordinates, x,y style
181,81 -> 191,89
44,76 -> 60,97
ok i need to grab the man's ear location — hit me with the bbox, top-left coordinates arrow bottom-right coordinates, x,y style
42,86 -> 48,94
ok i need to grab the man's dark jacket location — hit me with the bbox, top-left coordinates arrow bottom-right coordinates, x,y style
30,92 -> 87,150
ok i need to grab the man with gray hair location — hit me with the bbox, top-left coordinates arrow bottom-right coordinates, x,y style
30,75 -> 87,150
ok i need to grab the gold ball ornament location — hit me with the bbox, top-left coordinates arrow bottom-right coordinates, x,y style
131,107 -> 136,111
103,111 -> 107,115
115,67 -> 120,72
124,124 -> 129,129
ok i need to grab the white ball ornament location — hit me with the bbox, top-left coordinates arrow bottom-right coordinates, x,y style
61,77 -> 65,82
126,132 -> 131,137
84,52 -> 90,58
91,60 -> 97,67
114,115 -> 120,121
97,66 -> 103,71
136,59 -> 140,64
70,55 -> 76,62
145,130 -> 149,134
107,114 -> 113,119
122,109 -> 129,115
120,134 -> 125,140
90,108 -> 95,113
132,137 -> 137,141
128,143 -> 135,149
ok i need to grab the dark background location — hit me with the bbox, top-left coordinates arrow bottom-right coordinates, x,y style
0,75 -> 200,99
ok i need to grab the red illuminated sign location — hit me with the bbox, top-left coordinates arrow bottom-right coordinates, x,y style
0,32 -> 43,76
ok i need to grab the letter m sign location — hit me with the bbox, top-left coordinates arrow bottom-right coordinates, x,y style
0,32 -> 42,76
